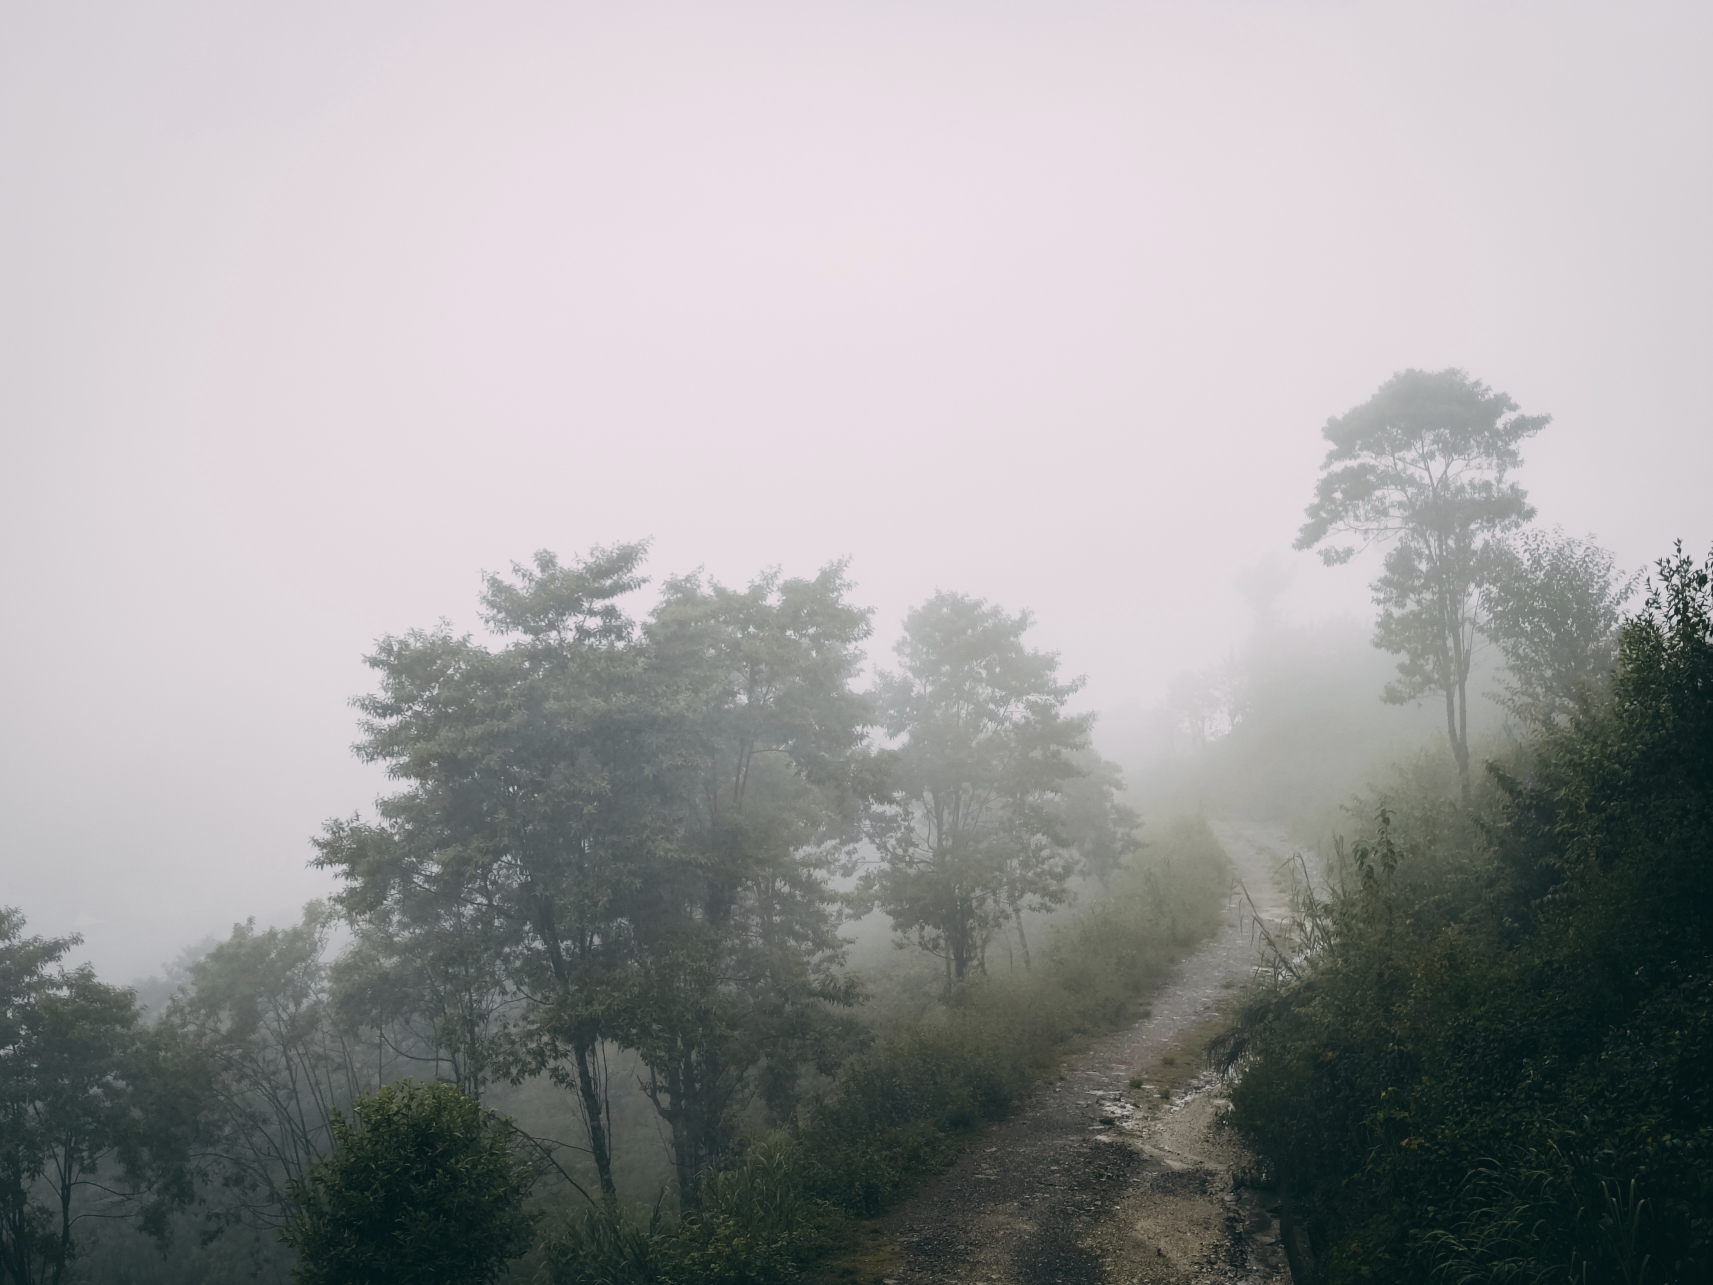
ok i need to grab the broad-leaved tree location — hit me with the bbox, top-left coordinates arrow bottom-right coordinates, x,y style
1296,368 -> 1547,801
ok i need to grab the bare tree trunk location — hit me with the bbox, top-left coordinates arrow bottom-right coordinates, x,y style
53,1167 -> 74,1285
948,901 -> 970,984
1447,613 -> 1472,805
572,1037 -> 617,1198
1442,680 -> 1469,804
1455,670 -> 1471,805
658,1065 -> 698,1211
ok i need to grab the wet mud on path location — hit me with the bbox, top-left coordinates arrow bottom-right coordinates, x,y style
869,823 -> 1297,1285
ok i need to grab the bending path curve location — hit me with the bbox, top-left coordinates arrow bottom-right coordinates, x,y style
872,822 -> 1298,1285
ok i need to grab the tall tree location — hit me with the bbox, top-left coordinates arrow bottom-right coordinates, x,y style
1482,527 -> 1635,726
1295,368 -> 1547,802
167,906 -> 374,1231
0,911 -> 198,1285
317,549 -> 873,1208
861,593 -> 1092,987
314,544 -> 649,1199
610,564 -> 873,1207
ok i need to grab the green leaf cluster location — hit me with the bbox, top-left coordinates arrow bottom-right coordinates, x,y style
314,547 -> 878,1207
860,591 -> 1131,986
0,913 -> 201,1285
1222,543 -> 1713,1282
281,1080 -> 535,1285
1297,368 -> 1549,801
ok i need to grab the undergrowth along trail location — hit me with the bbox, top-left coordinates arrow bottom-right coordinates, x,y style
539,819 -> 1240,1285
857,822 -> 1294,1285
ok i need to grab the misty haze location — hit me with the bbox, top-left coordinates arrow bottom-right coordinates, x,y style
2,4 -> 1709,1283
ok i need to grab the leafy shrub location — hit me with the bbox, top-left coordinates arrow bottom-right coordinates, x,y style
1222,545 -> 1713,1283
536,1199 -> 662,1285
282,1080 -> 536,1285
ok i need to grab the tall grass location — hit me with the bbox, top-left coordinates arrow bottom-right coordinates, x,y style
537,818 -> 1232,1284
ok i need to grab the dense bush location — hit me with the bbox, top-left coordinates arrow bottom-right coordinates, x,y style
282,1080 -> 536,1285
538,819 -> 1232,1284
1222,545 -> 1713,1283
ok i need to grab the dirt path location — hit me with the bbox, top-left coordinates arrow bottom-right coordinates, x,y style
871,822 -> 1297,1285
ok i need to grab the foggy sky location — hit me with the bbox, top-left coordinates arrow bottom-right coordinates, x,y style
3,1 -> 1709,982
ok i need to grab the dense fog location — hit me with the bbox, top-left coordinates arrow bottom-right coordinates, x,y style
1,5 -> 1710,1284
3,1 -> 1707,983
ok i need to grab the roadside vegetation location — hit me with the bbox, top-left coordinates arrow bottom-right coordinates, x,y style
1194,368 -> 1711,1283
1104,370 -> 1711,1283
1216,544 -> 1712,1282
1,552 -> 1227,1285
1217,545 -> 1712,1282
539,817 -> 1229,1284
6,365 -> 1704,1284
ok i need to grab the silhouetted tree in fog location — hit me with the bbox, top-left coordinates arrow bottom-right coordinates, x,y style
1059,750 -> 1142,891
1296,367 -> 1547,802
0,911 -> 199,1285
1482,527 -> 1634,726
860,593 -> 1100,986
315,544 -> 649,1197
610,564 -> 873,1207
317,548 -> 875,1209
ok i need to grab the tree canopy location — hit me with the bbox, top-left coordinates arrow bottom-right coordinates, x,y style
860,592 -> 1121,984
1482,527 -> 1635,726
1296,367 -> 1548,800
0,912 -> 198,1285
315,548 -> 877,1208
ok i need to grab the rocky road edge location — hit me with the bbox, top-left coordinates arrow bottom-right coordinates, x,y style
1081,1027 -> 1290,1284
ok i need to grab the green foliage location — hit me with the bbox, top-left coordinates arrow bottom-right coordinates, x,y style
539,822 -> 1231,1285
861,591 -> 1124,984
610,563 -> 875,1207
539,1138 -> 817,1285
538,1198 -> 662,1285
0,911 -> 199,1285
164,904 -> 377,1232
315,545 -> 651,1191
1296,368 -> 1548,800
316,547 -> 877,1207
1484,528 -> 1635,727
282,1080 -> 535,1285
662,1139 -> 820,1285
1221,543 -> 1713,1283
